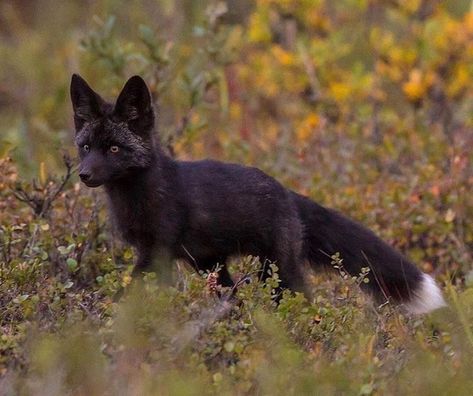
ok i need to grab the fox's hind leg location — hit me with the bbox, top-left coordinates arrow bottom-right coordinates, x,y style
263,217 -> 307,298
276,256 -> 306,293
213,265 -> 234,288
262,251 -> 307,299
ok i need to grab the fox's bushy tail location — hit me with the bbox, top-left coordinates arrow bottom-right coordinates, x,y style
292,192 -> 446,314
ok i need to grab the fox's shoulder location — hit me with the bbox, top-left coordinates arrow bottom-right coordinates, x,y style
177,158 -> 267,177
176,158 -> 284,191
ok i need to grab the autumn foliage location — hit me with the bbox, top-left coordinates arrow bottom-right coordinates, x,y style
0,1 -> 473,394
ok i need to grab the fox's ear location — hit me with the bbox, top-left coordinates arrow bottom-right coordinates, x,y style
114,76 -> 153,124
70,74 -> 104,130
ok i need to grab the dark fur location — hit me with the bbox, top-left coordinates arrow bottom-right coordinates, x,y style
71,74 -> 423,304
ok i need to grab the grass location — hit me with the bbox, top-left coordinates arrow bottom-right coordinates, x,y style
0,156 -> 472,395
1,1 -> 473,394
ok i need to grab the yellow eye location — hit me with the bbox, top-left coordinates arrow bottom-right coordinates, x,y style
110,145 -> 119,153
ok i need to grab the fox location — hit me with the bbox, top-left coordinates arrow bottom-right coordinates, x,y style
70,74 -> 446,314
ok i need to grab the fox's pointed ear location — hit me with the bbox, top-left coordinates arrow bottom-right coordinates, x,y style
70,74 -> 104,130
113,76 -> 153,123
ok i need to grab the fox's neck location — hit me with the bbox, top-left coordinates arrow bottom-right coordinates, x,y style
104,149 -> 176,206
102,149 -> 179,246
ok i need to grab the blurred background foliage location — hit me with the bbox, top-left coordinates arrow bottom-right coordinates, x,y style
1,0 -> 473,394
1,0 -> 472,276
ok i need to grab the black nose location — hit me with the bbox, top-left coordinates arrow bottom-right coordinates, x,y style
79,172 -> 91,182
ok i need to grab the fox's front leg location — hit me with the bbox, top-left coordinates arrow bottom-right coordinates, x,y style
132,244 -> 175,284
131,244 -> 154,278
113,246 -> 153,302
114,245 -> 151,302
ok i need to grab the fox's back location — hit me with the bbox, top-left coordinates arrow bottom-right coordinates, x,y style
176,159 -> 301,257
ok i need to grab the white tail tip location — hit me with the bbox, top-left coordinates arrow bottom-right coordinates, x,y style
405,273 -> 447,315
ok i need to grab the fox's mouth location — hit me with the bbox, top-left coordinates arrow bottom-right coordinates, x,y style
82,180 -> 103,188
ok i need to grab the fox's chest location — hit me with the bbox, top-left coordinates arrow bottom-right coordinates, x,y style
107,195 -> 156,245
106,190 -> 182,249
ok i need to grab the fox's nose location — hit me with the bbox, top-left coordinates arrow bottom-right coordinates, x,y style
79,171 -> 91,182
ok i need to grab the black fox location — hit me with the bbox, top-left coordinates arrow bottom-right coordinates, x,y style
70,74 -> 446,314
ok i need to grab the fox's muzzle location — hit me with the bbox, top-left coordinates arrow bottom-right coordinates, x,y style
78,152 -> 106,187
78,171 -> 102,187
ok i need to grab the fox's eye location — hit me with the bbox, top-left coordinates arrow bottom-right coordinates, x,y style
110,145 -> 119,153
83,144 -> 89,152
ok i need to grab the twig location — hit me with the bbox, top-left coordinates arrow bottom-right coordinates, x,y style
11,154 -> 74,218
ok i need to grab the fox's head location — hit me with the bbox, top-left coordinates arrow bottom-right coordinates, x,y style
70,74 -> 155,187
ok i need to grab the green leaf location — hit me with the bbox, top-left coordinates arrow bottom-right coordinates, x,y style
213,372 -> 223,383
359,383 -> 374,395
64,281 -> 74,289
66,258 -> 78,271
224,341 -> 235,352
139,24 -> 155,46
57,246 -> 68,255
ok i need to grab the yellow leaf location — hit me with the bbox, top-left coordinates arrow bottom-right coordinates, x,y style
464,11 -> 473,34
39,162 -> 47,186
271,45 -> 296,66
122,274 -> 132,287
402,69 -> 434,102
447,64 -> 469,98
248,11 -> 271,43
297,113 -> 320,141
445,209 -> 456,223
329,81 -> 351,101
